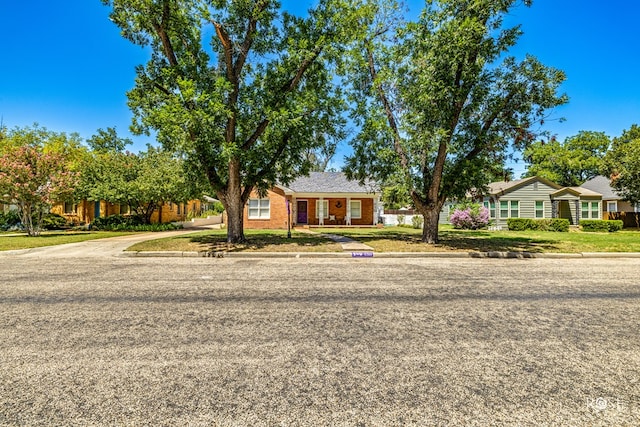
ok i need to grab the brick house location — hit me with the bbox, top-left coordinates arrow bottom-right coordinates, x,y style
50,199 -> 203,225
244,172 -> 381,229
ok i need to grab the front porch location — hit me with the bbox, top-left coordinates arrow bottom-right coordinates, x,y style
290,196 -> 380,227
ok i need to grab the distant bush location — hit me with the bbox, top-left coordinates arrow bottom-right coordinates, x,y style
396,214 -> 405,226
507,218 -> 569,232
40,213 -> 67,230
411,215 -> 423,229
105,223 -> 182,232
449,203 -> 489,230
580,220 -> 623,232
91,214 -> 144,230
0,211 -> 21,231
91,214 -> 182,231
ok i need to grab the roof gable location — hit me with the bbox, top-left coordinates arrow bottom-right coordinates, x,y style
487,176 -> 561,196
283,172 -> 378,194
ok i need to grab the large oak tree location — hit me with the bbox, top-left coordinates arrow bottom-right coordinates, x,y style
344,0 -> 567,243
102,0 -> 356,242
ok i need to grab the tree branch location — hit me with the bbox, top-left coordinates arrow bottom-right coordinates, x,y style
150,0 -> 178,67
364,40 -> 409,171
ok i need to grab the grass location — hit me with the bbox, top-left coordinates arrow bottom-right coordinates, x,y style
0,231 -> 133,251
127,225 -> 640,253
127,228 -> 343,253
316,225 -> 640,253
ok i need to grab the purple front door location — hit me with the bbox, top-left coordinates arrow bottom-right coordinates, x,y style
296,201 -> 308,224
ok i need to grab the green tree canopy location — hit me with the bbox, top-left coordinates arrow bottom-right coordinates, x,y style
344,0 -> 567,243
103,0 -> 360,242
603,124 -> 640,205
78,135 -> 202,223
0,125 -> 80,236
523,131 -> 610,186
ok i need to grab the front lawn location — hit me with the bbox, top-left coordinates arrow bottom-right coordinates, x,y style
315,226 -> 640,253
0,231 -> 133,251
127,229 -> 343,253
127,226 -> 640,253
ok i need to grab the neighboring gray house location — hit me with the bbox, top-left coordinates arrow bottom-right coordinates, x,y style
581,175 -> 638,215
482,176 -> 602,228
582,175 -> 639,226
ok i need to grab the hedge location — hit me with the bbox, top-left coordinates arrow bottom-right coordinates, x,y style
91,214 -> 182,232
580,220 -> 624,232
506,218 -> 570,232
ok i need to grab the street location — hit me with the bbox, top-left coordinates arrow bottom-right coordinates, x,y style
1,256 -> 639,426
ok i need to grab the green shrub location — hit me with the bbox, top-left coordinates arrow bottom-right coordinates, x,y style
546,219 -> 570,232
411,215 -> 423,229
580,219 -> 623,232
91,214 -> 145,231
40,213 -> 67,230
0,211 -> 22,231
506,218 -> 536,231
507,218 -> 569,232
91,214 -> 182,231
396,214 -> 405,226
107,223 -> 182,232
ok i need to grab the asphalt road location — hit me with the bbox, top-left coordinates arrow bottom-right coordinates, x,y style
1,256 -> 639,426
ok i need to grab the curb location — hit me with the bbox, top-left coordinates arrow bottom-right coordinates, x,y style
120,250 -> 640,259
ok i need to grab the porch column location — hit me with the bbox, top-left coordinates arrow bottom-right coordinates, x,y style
372,198 -> 377,225
292,197 -> 296,225
319,197 -> 324,225
551,200 -> 558,218
575,200 -> 580,224
346,197 -> 352,225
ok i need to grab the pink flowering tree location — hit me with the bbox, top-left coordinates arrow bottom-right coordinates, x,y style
449,202 -> 490,230
0,133 -> 79,236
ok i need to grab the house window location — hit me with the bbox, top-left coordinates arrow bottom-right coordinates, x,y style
248,198 -> 270,219
510,201 -> 519,218
535,201 -> 545,219
350,200 -> 362,219
63,202 -> 76,214
581,201 -> 600,219
315,200 -> 329,219
120,204 -> 130,215
483,200 -> 496,219
499,200 -> 519,218
607,201 -> 618,212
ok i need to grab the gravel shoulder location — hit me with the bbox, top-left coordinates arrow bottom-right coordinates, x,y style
1,257 -> 639,425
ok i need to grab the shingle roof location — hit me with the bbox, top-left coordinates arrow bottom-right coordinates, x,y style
581,175 -> 621,200
284,172 -> 378,194
486,176 -> 561,196
487,178 -> 529,195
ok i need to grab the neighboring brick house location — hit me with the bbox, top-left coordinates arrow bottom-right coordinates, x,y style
243,172 -> 381,229
50,199 -> 203,225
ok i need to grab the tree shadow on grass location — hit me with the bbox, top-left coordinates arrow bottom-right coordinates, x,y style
338,229 -> 564,253
187,232 -> 341,253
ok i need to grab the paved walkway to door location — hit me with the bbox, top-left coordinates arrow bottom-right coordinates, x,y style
294,227 -> 374,251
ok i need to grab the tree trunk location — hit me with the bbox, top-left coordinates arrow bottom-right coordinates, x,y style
421,206 -> 441,244
224,193 -> 245,243
222,159 -> 246,244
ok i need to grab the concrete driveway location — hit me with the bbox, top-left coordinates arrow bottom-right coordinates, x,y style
0,227 -> 217,258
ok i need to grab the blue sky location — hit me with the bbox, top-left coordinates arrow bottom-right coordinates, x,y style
1,1 -> 638,177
